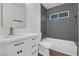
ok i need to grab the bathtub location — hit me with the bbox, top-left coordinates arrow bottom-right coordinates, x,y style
39,37 -> 77,56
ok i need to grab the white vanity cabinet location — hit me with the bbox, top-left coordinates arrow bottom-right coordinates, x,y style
0,34 -> 41,56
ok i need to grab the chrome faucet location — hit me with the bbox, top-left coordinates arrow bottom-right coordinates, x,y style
9,27 -> 15,35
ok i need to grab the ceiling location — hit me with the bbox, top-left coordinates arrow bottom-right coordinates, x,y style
42,3 -> 64,9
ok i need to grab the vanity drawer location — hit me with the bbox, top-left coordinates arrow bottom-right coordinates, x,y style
7,47 -> 32,56
32,44 -> 38,51
32,49 -> 38,56
31,37 -> 38,45
8,40 -> 25,47
31,44 -> 38,56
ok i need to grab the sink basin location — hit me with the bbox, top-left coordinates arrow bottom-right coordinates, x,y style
0,33 -> 41,46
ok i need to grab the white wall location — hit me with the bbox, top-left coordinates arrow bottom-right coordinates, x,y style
0,3 -> 41,35
25,3 -> 41,33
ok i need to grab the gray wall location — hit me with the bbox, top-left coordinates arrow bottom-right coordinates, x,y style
47,3 -> 78,42
78,4 -> 79,56
41,4 -> 47,39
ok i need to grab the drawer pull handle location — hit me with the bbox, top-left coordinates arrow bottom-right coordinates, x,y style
32,45 -> 36,47
32,38 -> 36,40
14,42 -> 24,46
32,51 -> 37,54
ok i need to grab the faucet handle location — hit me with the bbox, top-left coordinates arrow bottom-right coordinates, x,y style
10,27 -> 15,31
9,27 -> 15,35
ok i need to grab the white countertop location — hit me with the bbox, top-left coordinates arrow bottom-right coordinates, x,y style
0,33 -> 41,46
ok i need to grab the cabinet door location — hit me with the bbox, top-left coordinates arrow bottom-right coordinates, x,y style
7,39 -> 33,56
2,3 -> 26,28
20,39 -> 33,56
7,40 -> 25,56
0,45 -> 7,56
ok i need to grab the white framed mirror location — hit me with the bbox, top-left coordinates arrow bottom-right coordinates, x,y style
1,3 -> 26,28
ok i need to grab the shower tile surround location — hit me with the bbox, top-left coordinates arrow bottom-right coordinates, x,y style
41,3 -> 78,56
47,3 -> 78,42
41,4 -> 47,39
41,3 -> 78,42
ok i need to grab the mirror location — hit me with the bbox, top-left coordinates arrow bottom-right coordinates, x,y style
1,3 -> 26,28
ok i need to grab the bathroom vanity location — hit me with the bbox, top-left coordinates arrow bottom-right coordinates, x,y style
0,33 -> 41,56
0,3 -> 41,56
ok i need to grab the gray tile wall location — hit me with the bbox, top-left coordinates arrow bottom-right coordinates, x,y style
47,3 -> 78,42
41,4 -> 47,40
